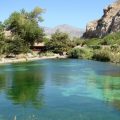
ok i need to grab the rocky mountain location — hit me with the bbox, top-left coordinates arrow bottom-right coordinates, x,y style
43,24 -> 85,38
83,1 -> 120,38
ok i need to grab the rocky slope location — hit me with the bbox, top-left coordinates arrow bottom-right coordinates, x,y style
83,1 -> 120,38
44,24 -> 85,38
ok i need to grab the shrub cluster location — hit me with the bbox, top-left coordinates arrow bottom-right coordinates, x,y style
68,46 -> 120,63
68,47 -> 93,59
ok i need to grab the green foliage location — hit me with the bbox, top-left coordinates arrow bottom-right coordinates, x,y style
0,7 -> 46,58
0,28 -> 5,56
42,37 -> 49,44
39,51 -> 54,57
68,48 -> 81,58
0,22 -> 4,32
29,7 -> 44,22
73,38 -> 86,46
93,48 -> 111,62
85,38 -> 102,46
45,31 -> 73,54
68,47 -> 93,59
68,45 -> 120,63
110,53 -> 120,63
4,7 -> 45,46
5,35 -> 29,56
89,45 -> 101,50
101,32 -> 120,45
92,46 -> 120,63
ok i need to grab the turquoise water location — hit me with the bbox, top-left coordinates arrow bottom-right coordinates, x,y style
0,59 -> 120,120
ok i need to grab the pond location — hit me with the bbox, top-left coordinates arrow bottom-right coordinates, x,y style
0,59 -> 120,120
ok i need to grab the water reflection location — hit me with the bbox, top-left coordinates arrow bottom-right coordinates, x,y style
0,63 -> 45,109
87,72 -> 120,110
0,75 -> 6,92
0,60 -> 120,120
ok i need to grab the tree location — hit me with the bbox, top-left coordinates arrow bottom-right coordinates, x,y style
46,31 -> 72,54
28,7 -> 44,22
0,22 -> 4,31
0,22 -> 5,56
5,35 -> 29,56
4,7 -> 45,47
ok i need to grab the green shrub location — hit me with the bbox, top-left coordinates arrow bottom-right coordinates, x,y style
102,32 -> 120,45
110,45 -> 120,52
93,49 -> 110,62
39,51 -> 54,57
5,35 -> 29,56
68,48 -> 81,58
89,45 -> 101,50
45,31 -> 72,55
110,53 -> 120,63
85,38 -> 102,46
73,38 -> 86,46
68,48 -> 93,59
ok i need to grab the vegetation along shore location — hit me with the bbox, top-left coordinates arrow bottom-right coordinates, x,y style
0,0 -> 120,64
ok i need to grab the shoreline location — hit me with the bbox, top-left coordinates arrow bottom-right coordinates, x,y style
0,55 -> 67,65
0,55 -> 119,65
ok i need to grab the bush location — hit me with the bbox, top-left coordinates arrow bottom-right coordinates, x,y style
110,45 -> 120,52
93,49 -> 110,62
39,51 -> 54,57
110,53 -> 120,63
89,45 -> 101,50
45,31 -> 72,55
85,38 -> 102,46
5,35 -> 29,56
101,32 -> 120,45
68,48 -> 93,59
73,38 -> 86,46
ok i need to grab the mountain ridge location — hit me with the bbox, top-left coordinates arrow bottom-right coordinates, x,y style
43,24 -> 85,38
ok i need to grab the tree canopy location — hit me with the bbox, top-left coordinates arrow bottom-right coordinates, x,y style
0,7 -> 45,57
45,30 -> 74,54
4,7 -> 45,46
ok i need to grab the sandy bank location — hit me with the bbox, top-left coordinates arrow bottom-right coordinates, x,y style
0,54 -> 67,65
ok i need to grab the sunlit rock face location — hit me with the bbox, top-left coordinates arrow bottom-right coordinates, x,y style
110,10 -> 120,33
83,2 -> 120,38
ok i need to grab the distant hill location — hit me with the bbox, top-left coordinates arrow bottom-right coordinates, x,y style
43,24 -> 85,38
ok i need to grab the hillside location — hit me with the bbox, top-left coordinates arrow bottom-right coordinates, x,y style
83,1 -> 120,38
43,24 -> 85,38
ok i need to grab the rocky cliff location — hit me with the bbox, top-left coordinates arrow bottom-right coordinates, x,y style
83,1 -> 120,38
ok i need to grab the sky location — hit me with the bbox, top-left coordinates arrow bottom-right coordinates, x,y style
0,0 -> 115,29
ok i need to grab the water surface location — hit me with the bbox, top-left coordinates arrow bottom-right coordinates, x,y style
0,59 -> 120,120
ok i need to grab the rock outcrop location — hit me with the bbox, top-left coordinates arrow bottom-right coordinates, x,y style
83,1 -> 120,38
